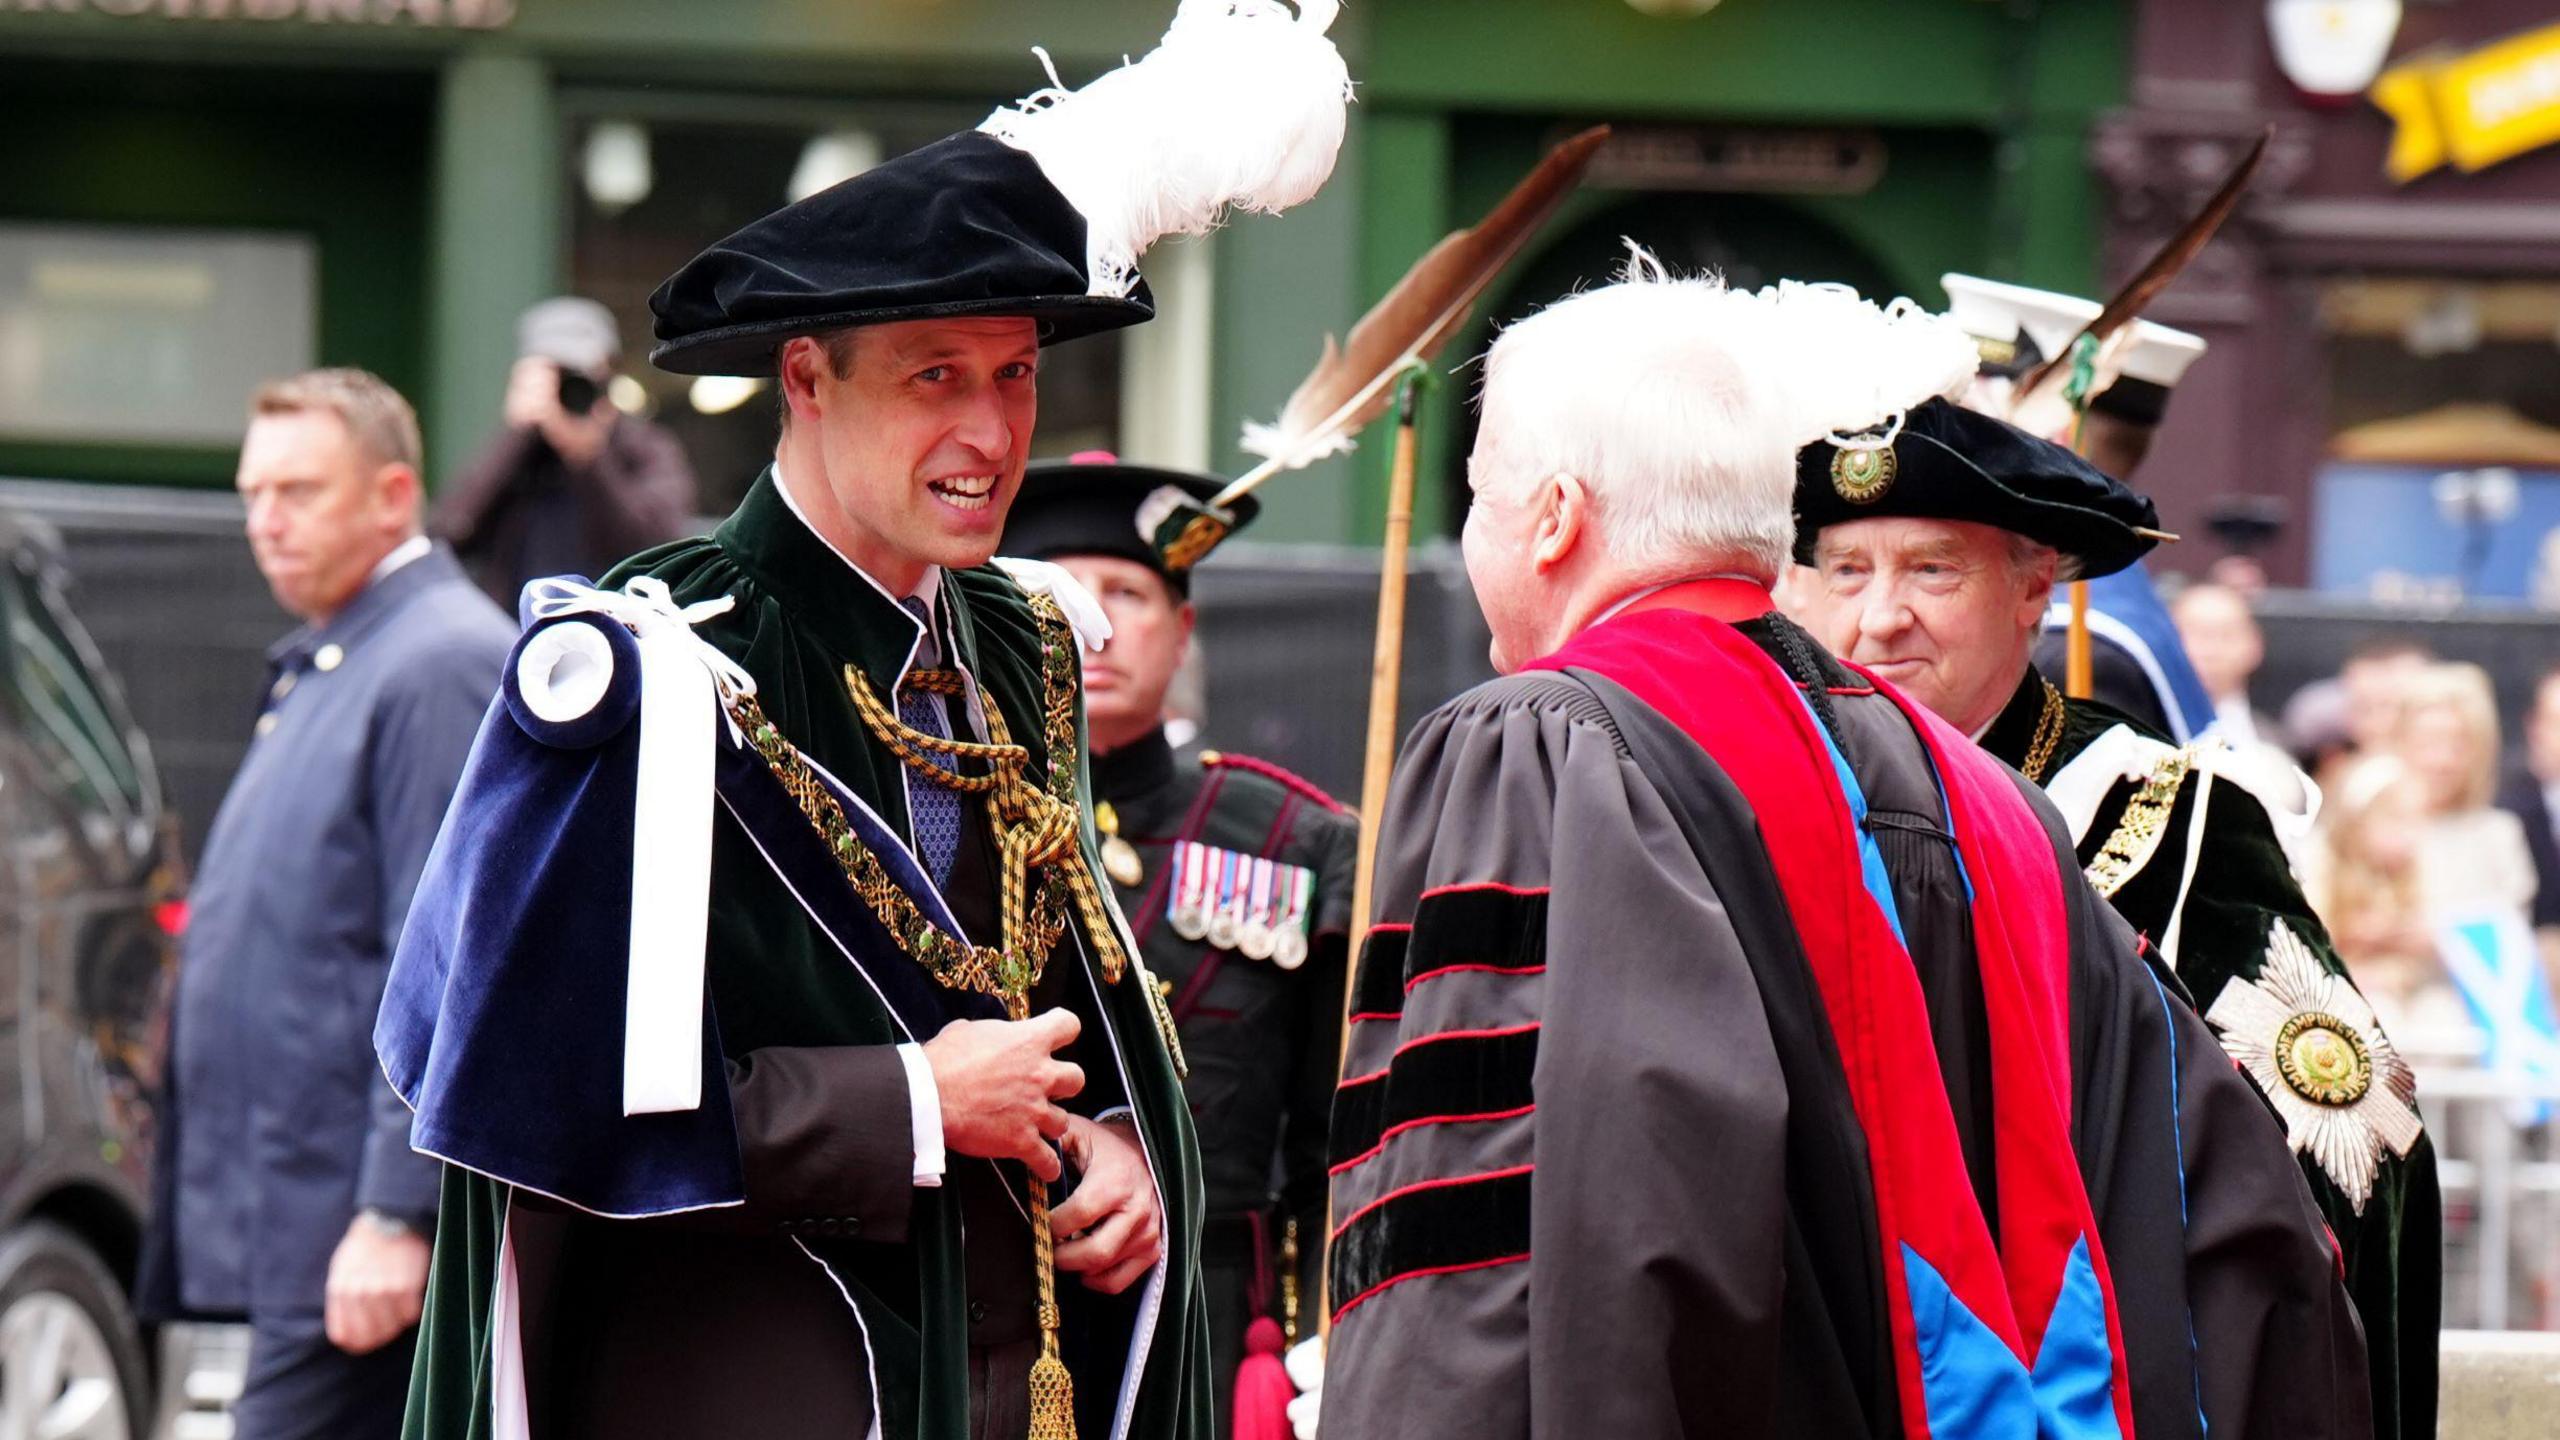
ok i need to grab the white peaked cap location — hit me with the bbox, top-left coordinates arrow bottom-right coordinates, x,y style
1940,273 -> 2101,367
2113,319 -> 2210,388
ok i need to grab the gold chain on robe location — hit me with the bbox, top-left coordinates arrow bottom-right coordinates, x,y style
726,593 -> 1124,1439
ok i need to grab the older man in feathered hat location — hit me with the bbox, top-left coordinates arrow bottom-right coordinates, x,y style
1317,257 -> 2367,1440
1788,383 -> 2439,1440
377,6 -> 1350,1439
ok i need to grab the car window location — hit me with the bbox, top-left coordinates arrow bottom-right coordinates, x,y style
0,552 -> 147,834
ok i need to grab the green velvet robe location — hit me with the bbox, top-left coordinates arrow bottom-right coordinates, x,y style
1983,669 -> 2443,1440
400,471 -> 1213,1440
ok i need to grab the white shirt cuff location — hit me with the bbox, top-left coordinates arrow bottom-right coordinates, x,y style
896,1043 -> 945,1187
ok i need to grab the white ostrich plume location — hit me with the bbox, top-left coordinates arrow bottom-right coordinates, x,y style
980,0 -> 1353,298
1734,277 -> 1981,452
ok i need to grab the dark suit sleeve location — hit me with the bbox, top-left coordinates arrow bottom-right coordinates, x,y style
356,626 -> 507,1222
511,1044 -> 923,1241
716,1045 -> 921,1240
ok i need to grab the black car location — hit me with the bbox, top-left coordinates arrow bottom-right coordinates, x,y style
0,511 -> 181,1438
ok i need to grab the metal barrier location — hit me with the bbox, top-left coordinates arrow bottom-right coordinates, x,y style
2408,1030 -> 2560,1333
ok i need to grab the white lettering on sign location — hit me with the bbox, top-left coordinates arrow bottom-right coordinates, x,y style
8,0 -> 516,23
2467,52 -> 2560,130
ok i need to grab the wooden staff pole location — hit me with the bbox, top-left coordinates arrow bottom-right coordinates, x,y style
1345,374 -> 1423,1006
1324,370 -> 1425,1338
2065,579 -> 2094,699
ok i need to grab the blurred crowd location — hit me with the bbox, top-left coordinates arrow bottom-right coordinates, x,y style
2174,581 -> 2558,1052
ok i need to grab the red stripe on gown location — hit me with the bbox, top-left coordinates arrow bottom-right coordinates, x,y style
1529,600 -> 2135,1439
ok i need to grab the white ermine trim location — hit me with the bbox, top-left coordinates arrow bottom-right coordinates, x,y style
981,0 -> 1353,298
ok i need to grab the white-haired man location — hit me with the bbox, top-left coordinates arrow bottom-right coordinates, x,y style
1317,262 -> 2368,1440
1789,398 -> 2438,1440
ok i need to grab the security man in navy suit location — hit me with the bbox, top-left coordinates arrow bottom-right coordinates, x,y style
137,369 -> 513,1439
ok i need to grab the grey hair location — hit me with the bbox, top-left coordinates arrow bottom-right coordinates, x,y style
1475,260 -> 1797,582
2003,533 -> 2083,588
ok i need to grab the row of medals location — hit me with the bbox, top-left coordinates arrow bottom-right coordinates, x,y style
1096,803 -> 1315,970
1170,841 -> 1314,969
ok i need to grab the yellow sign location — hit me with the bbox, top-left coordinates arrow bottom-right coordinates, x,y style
2373,21 -> 2560,181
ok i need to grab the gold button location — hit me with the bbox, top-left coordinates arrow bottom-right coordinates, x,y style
254,713 -> 278,737
314,643 -> 345,672
270,673 -> 296,700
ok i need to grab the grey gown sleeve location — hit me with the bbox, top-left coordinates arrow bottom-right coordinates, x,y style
1320,676 -> 1788,1440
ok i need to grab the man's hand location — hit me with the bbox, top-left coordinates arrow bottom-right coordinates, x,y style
1050,1113 -> 1161,1294
925,1010 -> 1084,1182
323,1216 -> 431,1355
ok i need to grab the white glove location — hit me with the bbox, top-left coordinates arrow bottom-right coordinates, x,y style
994,556 -> 1113,653
1285,1336 -> 1325,1439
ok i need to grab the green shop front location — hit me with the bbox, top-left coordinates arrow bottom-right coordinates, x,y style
0,0 -> 2127,545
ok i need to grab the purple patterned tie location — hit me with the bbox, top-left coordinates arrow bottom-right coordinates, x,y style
898,598 -> 964,886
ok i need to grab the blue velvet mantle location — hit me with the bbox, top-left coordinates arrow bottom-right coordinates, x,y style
376,611 -> 1000,1218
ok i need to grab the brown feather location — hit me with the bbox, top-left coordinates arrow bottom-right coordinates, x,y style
2010,128 -> 2270,407
1215,126 -> 1609,507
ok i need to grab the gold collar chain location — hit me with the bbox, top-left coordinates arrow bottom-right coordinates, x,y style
2022,677 -> 2067,784
725,592 -> 1132,1440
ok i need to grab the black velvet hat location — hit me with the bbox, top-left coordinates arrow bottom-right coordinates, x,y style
1005,453 -> 1259,595
647,2 -> 1353,379
1792,397 -> 2163,578
649,134 -> 1155,377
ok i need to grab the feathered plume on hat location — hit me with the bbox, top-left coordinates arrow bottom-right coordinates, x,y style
1718,271 -> 1981,453
981,0 -> 1354,298
647,0 -> 1351,376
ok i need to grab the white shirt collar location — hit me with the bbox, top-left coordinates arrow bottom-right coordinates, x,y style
772,458 -> 942,617
368,533 -> 432,584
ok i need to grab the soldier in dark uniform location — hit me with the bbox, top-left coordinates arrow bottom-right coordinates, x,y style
1005,454 -> 1356,1439
1789,396 -> 2443,1440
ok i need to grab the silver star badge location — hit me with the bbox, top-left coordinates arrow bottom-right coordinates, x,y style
2205,919 -> 2422,1212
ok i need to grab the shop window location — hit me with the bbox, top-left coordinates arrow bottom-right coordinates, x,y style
2313,277 -> 2560,603
566,110 -> 1127,513
0,223 -> 315,448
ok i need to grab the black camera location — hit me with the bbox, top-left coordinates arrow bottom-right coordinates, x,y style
556,367 -> 603,415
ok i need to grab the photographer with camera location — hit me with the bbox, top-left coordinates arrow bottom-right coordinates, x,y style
433,296 -> 699,604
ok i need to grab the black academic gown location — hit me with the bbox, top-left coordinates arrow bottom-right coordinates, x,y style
1319,606 -> 2368,1440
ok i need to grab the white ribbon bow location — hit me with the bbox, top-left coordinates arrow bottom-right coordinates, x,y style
994,556 -> 1114,653
520,576 -> 752,1118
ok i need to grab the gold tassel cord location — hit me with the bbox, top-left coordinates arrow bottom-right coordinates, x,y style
729,595 -> 1124,1434
1027,1174 -> 1078,1440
